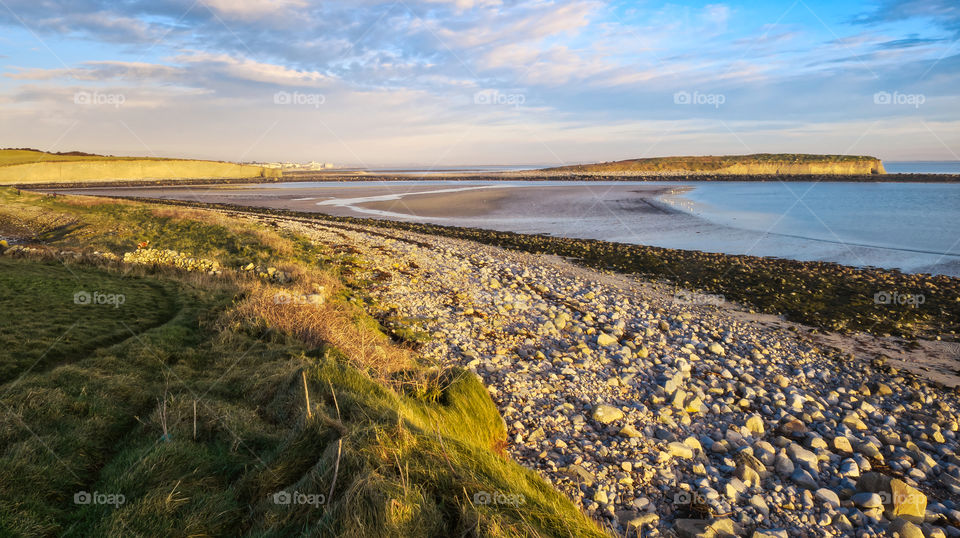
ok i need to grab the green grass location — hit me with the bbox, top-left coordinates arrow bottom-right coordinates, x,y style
0,258 -> 177,383
0,190 -> 606,537
0,149 -> 172,167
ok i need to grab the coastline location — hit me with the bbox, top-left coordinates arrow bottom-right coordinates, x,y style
75,194 -> 960,342
19,171 -> 960,190
3,188 -> 960,536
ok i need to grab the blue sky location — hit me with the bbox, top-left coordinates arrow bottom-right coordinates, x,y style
0,0 -> 958,166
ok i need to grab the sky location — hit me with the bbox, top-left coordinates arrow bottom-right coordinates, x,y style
0,0 -> 958,167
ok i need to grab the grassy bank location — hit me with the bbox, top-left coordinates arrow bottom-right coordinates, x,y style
0,149 -> 278,185
110,197 -> 959,341
0,189 -> 605,537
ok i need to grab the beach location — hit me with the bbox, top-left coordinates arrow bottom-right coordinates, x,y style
227,207 -> 960,535
53,180 -> 960,277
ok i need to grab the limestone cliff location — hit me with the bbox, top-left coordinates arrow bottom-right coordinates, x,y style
544,154 -> 885,176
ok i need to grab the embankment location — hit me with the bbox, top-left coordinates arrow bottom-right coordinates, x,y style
0,159 -> 279,184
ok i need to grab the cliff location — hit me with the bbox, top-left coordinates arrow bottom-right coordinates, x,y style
544,154 -> 886,176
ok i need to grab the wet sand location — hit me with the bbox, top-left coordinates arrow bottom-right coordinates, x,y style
50,183 -> 680,220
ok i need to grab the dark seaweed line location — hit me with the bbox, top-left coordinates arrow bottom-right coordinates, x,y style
58,193 -> 960,341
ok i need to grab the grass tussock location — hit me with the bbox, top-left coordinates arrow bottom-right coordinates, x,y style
229,282 -> 415,380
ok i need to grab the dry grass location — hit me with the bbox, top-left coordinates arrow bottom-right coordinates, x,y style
230,282 -> 415,379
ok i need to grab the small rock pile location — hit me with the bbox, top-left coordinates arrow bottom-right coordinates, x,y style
123,248 -> 221,274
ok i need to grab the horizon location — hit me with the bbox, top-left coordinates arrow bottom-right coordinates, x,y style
1,1 -> 958,166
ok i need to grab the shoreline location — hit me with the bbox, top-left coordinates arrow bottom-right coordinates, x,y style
243,209 -> 960,535
18,171 -> 960,190
64,193 -> 960,343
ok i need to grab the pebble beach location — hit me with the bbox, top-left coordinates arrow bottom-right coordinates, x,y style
229,211 -> 960,538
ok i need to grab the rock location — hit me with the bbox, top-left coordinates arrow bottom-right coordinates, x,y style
708,342 -> 725,356
594,489 -> 608,504
745,415 -> 765,436
814,488 -> 840,508
749,494 -> 770,517
751,530 -> 787,538
591,404 -> 624,424
791,468 -> 818,490
857,472 -> 892,494
674,518 -> 738,538
889,518 -> 924,538
737,464 -> 761,487
562,464 -> 595,487
890,479 -> 927,522
833,514 -> 853,531
851,492 -> 883,509
620,424 -> 643,438
778,419 -> 806,438
597,333 -> 618,347
622,511 -> 659,530
787,444 -> 819,472
839,458 -> 861,478
725,478 -> 747,500
775,454 -> 795,476
833,436 -> 853,453
842,412 -> 867,430
669,442 -> 695,459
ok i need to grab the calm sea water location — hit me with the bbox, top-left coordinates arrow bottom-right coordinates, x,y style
664,182 -> 960,274
265,179 -> 960,275
883,161 -> 960,174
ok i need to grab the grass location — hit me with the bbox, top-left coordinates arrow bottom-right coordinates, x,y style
0,149 -> 174,167
0,188 -> 606,537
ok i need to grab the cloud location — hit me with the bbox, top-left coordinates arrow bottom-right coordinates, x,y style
876,37 -> 946,49
201,0 -> 309,19
852,0 -> 960,36
173,52 -> 333,86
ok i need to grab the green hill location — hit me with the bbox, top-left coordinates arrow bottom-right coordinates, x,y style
544,153 -> 885,175
0,149 -> 279,184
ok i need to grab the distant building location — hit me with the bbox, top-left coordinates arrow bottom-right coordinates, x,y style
255,161 -> 336,170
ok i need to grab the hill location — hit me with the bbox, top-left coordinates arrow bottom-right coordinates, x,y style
0,149 -> 279,184
543,153 -> 885,175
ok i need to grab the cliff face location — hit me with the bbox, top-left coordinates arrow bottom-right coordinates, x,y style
711,161 -> 885,175
545,154 -> 886,176
0,159 -> 280,184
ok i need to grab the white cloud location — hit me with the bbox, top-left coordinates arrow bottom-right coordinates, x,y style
201,0 -> 309,19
